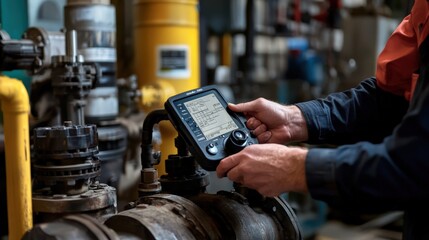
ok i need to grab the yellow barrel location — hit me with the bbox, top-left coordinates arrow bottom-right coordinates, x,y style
134,0 -> 200,174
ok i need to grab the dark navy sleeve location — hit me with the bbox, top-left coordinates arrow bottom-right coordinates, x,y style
297,76 -> 429,211
295,77 -> 408,145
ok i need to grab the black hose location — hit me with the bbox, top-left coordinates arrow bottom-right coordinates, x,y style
141,109 -> 169,168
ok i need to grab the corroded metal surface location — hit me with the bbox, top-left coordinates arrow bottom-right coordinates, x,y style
27,192 -> 302,239
105,194 -> 222,240
190,193 -> 282,240
22,214 -> 122,240
106,193 -> 302,240
33,183 -> 116,213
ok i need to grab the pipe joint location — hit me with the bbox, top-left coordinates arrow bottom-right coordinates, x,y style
0,76 -> 30,113
139,80 -> 176,111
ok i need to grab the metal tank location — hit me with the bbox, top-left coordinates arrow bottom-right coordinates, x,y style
64,0 -> 118,123
133,0 -> 201,175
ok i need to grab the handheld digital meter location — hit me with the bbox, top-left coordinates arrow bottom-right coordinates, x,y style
165,85 -> 258,171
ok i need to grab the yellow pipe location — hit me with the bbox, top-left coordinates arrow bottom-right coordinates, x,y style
221,34 -> 232,67
139,80 -> 176,111
134,0 -> 200,174
0,76 -> 32,239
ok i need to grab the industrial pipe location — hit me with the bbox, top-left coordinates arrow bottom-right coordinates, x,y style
0,76 -> 32,239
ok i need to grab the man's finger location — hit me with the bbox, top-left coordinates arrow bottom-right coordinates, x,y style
258,131 -> 272,143
246,117 -> 262,130
251,123 -> 267,136
228,102 -> 256,113
216,154 -> 241,178
226,167 -> 243,184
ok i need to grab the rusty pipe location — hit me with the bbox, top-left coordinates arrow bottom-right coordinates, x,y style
0,76 -> 32,239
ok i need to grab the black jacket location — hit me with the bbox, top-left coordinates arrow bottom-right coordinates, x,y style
295,37 -> 429,239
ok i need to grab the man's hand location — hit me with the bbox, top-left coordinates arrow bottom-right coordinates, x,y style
228,98 -> 308,144
216,144 -> 309,197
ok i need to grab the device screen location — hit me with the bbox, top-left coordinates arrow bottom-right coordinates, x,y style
184,93 -> 239,140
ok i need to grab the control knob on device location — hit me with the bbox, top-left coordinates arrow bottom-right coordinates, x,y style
225,129 -> 249,154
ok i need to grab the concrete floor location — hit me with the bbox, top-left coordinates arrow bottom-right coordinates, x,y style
314,220 -> 402,240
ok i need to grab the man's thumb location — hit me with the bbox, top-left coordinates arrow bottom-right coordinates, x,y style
228,103 -> 243,112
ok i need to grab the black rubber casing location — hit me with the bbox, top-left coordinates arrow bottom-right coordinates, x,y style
165,85 -> 258,171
